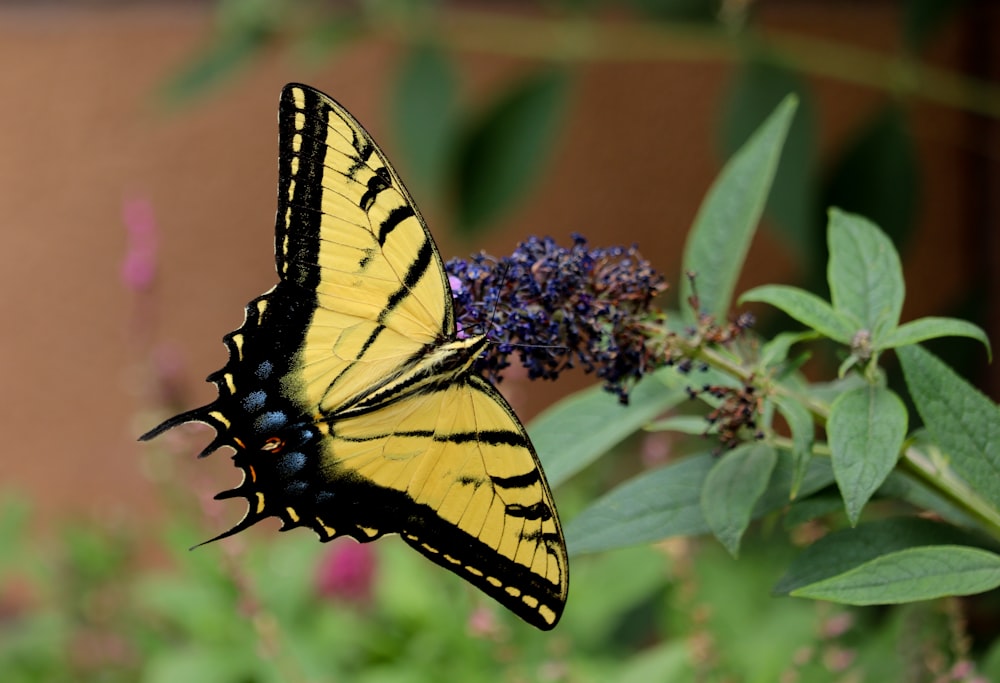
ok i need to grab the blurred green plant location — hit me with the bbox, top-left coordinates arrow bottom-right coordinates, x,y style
5,493 -> 998,681
160,0 -> 1000,245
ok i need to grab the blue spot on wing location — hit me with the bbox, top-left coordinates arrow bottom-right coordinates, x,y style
278,451 -> 307,475
256,361 -> 274,380
285,480 -> 308,495
242,390 -> 267,412
254,411 -> 287,431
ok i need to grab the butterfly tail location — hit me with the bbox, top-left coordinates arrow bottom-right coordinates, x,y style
138,406 -> 230,458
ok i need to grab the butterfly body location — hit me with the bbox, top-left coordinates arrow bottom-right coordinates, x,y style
142,84 -> 568,630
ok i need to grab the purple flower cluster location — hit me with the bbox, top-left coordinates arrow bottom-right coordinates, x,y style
445,235 -> 667,402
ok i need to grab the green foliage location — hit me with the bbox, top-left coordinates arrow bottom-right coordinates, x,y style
900,345 -> 1000,508
157,1 -> 997,256
680,95 -> 796,323
562,450 -> 836,555
701,443 -> 777,556
533,375 -> 687,486
391,45 -> 458,198
453,69 -> 571,235
720,60 -> 819,259
822,105 -> 920,248
556,98 -> 997,625
828,386 -> 907,524
12,492 -> 989,681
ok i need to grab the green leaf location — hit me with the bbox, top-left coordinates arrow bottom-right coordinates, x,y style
681,96 -> 798,323
701,443 -> 778,556
775,517 -> 995,595
827,209 -> 905,341
617,641 -> 693,683
0,495 -> 30,565
567,450 -> 835,555
133,574 -> 239,639
803,373 -> 869,406
392,44 -> 457,197
145,646 -> 255,683
983,636 -> 1000,682
720,60 -> 819,259
294,14 -> 362,62
568,545 -> 673,644
566,453 -> 716,555
898,345 -> 1000,510
783,494 -> 845,529
530,376 -> 686,487
772,394 -> 815,498
159,26 -> 267,106
879,316 -> 991,359
792,546 -> 1000,604
828,386 -> 907,525
740,284 -> 854,342
821,105 -> 919,248
757,445 -> 835,510
759,330 -> 820,368
645,415 -> 710,435
879,468 -> 984,531
454,69 -> 570,235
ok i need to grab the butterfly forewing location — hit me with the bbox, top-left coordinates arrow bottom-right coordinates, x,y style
140,83 -> 569,630
276,84 -> 452,413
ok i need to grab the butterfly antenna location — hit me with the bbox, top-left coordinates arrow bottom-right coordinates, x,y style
480,262 -> 567,353
484,262 -> 511,339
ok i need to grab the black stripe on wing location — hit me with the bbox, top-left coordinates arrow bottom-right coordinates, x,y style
275,86 -> 326,290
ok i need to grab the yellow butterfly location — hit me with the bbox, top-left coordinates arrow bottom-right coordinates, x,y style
141,83 -> 569,629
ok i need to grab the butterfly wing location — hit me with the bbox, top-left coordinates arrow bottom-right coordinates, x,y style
141,83 -> 451,447
325,374 -> 568,629
140,84 -> 569,630
275,83 -> 454,415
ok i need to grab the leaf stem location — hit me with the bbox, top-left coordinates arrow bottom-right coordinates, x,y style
898,446 -> 1000,537
401,9 -> 1000,119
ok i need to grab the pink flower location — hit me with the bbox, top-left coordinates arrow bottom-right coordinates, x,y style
121,197 -> 158,293
315,539 -> 377,606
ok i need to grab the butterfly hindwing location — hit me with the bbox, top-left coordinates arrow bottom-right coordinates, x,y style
325,374 -> 567,628
140,83 -> 569,630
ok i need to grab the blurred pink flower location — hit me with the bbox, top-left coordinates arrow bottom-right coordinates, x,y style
466,604 -> 500,639
121,197 -> 158,293
315,539 -> 376,606
640,431 -> 673,467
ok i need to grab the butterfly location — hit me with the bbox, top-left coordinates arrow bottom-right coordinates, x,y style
140,83 -> 569,630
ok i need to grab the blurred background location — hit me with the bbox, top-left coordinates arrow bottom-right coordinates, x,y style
2,1 -> 999,681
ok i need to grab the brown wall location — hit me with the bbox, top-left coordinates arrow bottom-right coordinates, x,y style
1,5 -> 994,529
